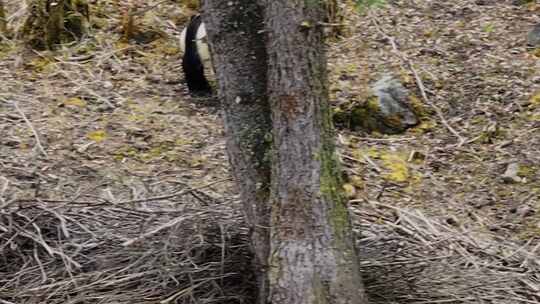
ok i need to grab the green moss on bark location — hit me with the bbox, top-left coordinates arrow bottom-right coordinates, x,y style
320,93 -> 351,243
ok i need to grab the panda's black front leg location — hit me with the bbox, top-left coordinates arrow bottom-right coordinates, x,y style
182,52 -> 212,96
181,14 -> 212,97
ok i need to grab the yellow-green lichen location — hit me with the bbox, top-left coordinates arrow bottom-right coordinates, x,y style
365,96 -> 381,111
356,148 -> 423,185
529,91 -> 540,108
409,94 -> 430,118
380,153 -> 410,182
319,143 -> 349,243
517,165 -> 537,179
63,97 -> 87,107
0,43 -> 14,60
410,120 -> 436,134
342,183 -> 356,198
87,130 -> 107,142
348,175 -> 364,190
28,57 -> 55,73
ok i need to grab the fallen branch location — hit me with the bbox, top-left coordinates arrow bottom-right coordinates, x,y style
117,178 -> 232,205
5,99 -> 48,158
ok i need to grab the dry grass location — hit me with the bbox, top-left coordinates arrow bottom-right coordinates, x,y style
1,190 -> 538,303
354,200 -> 540,303
0,183 -> 255,304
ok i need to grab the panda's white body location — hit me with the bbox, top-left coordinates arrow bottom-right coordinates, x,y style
180,15 -> 214,95
180,23 -> 212,69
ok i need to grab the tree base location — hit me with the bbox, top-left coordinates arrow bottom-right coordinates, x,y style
20,0 -> 89,50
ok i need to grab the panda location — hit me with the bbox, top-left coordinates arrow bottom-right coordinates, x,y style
180,15 -> 213,96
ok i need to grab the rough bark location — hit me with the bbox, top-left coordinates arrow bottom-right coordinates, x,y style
202,1 -> 368,303
0,0 -> 7,35
264,1 -> 368,304
201,2 -> 271,303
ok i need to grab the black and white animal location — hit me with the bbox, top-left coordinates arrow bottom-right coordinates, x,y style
180,15 -> 213,96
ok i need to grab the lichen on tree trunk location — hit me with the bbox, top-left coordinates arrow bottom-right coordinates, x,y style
21,0 -> 89,50
201,1 -> 271,303
265,1 -> 368,303
202,0 -> 368,303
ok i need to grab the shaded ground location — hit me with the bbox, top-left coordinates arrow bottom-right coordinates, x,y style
0,0 -> 539,303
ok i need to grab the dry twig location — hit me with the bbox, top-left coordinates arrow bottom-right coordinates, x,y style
5,99 -> 48,157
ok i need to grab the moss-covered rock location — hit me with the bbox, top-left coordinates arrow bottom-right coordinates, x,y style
527,24 -> 540,47
335,74 -> 419,134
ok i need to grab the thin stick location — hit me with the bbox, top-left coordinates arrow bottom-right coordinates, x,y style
122,214 -> 190,247
8,100 -> 48,157
117,178 -> 232,205
130,0 -> 169,17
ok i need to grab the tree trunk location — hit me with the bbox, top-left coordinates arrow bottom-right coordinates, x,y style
264,1 -> 368,304
201,2 -> 272,303
20,0 -> 89,50
46,0 -> 65,47
0,0 -> 7,35
202,1 -> 369,303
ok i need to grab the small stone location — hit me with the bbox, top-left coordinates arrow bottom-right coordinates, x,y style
502,163 -> 522,184
372,75 -> 419,127
445,216 -> 459,226
527,24 -> 540,47
517,206 -> 535,218
103,81 -> 114,89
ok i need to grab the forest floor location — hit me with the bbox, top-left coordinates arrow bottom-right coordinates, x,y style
344,0 -> 540,240
335,0 -> 540,244
1,0 -> 539,303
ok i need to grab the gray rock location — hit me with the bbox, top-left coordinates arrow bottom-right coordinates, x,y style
502,162 -> 522,184
527,24 -> 540,47
333,74 -> 420,134
372,75 -> 419,126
